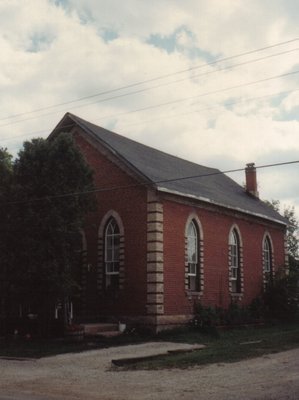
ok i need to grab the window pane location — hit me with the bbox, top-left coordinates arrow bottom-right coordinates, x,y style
231,280 -> 237,293
187,221 -> 196,237
264,250 -> 270,272
113,243 -> 120,261
188,237 -> 197,262
106,248 -> 113,262
187,221 -> 198,264
231,266 -> 237,279
105,218 -> 120,285
188,275 -> 197,291
106,261 -> 120,274
113,262 -> 119,273
105,262 -> 113,273
263,238 -> 272,273
187,220 -> 199,291
105,274 -> 119,290
229,231 -> 237,246
189,262 -> 197,276
229,229 -> 240,293
106,235 -> 112,246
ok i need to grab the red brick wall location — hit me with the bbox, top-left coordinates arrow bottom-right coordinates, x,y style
73,131 -> 148,317
71,129 -> 286,324
163,198 -> 286,315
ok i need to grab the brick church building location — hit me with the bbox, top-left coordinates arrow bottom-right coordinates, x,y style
51,113 -> 287,331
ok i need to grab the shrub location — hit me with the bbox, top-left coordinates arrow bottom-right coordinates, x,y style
191,303 -> 222,328
192,301 -> 261,331
263,269 -> 299,322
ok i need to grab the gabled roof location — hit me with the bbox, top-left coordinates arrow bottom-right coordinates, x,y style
51,113 -> 287,226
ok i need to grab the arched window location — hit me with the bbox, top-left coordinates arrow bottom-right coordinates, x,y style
104,217 -> 120,289
263,236 -> 273,283
229,229 -> 241,293
263,237 -> 271,272
187,220 -> 199,291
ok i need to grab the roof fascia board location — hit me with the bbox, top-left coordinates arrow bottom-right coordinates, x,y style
48,114 -> 76,140
73,117 -> 155,186
49,113 -> 154,188
72,125 -> 154,188
157,186 -> 287,227
50,114 -> 286,227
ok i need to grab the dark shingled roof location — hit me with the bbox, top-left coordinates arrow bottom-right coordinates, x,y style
52,113 -> 287,225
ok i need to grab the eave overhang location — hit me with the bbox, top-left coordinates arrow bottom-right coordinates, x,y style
157,186 -> 287,227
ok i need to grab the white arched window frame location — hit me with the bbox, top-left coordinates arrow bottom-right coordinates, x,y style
105,218 -> 120,276
229,230 -> 239,280
98,211 -> 125,291
185,215 -> 204,294
229,226 -> 243,295
187,220 -> 199,291
263,237 -> 271,273
263,233 -> 274,285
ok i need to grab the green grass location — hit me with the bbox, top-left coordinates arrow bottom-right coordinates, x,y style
1,323 -> 299,366
126,323 -> 299,369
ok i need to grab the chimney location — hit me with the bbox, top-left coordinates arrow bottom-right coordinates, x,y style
245,163 -> 259,198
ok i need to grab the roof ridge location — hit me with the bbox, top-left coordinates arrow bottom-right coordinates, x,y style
52,113 -> 286,226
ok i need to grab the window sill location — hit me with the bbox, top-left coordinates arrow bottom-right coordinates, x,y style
230,292 -> 243,299
185,290 -> 203,299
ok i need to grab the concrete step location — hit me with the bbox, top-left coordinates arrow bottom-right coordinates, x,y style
97,330 -> 122,338
82,323 -> 121,337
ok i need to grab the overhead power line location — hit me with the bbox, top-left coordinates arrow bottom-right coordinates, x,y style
3,160 -> 299,206
1,67 -> 298,131
1,86 -> 298,145
119,87 -> 299,129
0,38 -> 298,123
60,51 -> 299,124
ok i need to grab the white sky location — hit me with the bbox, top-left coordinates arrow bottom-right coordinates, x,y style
1,0 -> 299,218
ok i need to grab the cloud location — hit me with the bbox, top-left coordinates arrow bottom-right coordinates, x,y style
0,0 -> 298,219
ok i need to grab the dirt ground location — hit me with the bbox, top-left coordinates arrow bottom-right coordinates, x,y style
0,342 -> 298,400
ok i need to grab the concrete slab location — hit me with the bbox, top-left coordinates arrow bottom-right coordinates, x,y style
111,342 -> 206,366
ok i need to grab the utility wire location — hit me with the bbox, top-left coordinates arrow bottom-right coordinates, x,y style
0,38 -> 298,122
1,86 -> 298,145
95,86 -> 299,127
3,160 -> 299,206
1,67 -> 298,131
118,87 -> 299,129
63,68 -> 299,117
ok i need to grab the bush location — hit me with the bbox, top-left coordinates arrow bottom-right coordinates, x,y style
191,301 -> 262,331
263,269 -> 299,322
191,304 -> 221,328
191,264 -> 299,329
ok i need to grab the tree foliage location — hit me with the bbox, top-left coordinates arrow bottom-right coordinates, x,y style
283,205 -> 299,262
263,268 -> 299,322
265,199 -> 299,261
0,148 -> 14,331
0,134 -> 96,335
0,147 -> 12,196
261,201 -> 299,322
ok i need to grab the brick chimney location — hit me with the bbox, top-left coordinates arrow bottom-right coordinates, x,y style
245,163 -> 259,198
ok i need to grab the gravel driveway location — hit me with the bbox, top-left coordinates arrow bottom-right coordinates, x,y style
0,342 -> 298,400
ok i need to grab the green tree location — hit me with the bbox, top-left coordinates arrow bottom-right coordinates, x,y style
263,269 -> 299,321
0,147 -> 13,195
6,133 -> 95,336
283,205 -> 299,262
0,148 -> 14,335
263,200 -> 299,321
265,200 -> 299,261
